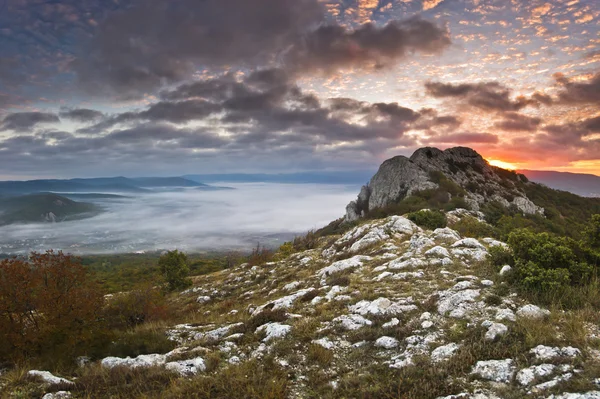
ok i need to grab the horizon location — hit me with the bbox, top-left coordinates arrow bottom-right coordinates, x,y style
0,0 -> 598,178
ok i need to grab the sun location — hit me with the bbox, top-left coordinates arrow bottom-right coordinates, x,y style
488,159 -> 518,170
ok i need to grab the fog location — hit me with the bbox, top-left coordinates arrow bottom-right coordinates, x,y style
0,183 -> 358,254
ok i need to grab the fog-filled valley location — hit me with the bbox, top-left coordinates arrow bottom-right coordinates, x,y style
0,183 -> 358,255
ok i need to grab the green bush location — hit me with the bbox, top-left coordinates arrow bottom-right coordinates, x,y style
506,229 -> 592,292
451,216 -> 498,238
407,210 -> 447,230
158,250 -> 192,291
488,245 -> 514,268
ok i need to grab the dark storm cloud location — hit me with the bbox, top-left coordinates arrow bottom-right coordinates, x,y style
494,112 -> 542,132
425,81 -> 540,112
0,112 -> 60,132
71,0 -> 451,97
73,0 -> 324,96
554,72 -> 600,105
428,132 -> 499,144
59,108 -> 105,123
284,17 -> 451,74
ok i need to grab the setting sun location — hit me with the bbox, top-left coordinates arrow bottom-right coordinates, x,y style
488,159 -> 518,170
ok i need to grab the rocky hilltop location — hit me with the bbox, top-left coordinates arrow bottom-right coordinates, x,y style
346,147 -> 543,222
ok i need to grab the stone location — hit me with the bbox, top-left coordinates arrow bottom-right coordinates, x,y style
333,314 -> 373,330
101,354 -> 167,369
484,322 -> 508,341
252,289 -> 315,315
425,246 -> 451,258
317,256 -> 372,279
382,318 -> 400,328
499,265 -> 512,275
451,238 -> 485,250
165,357 -> 206,376
431,343 -> 460,362
27,370 -> 74,386
546,393 -> 600,399
530,345 -> 581,361
437,289 -> 481,318
256,323 -> 292,342
471,359 -> 516,383
42,393 -> 72,399
283,281 -> 300,291
350,297 -> 418,316
196,295 -> 211,304
312,338 -> 336,350
375,336 -> 399,349
495,308 -> 516,322
516,364 -> 556,386
517,304 -> 550,319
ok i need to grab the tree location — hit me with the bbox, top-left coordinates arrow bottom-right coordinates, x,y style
158,250 -> 192,291
0,251 -> 104,361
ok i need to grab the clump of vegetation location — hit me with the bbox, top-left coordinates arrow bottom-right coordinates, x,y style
491,214 -> 600,308
159,250 -> 192,291
451,215 -> 498,238
0,251 -> 105,365
102,286 -> 170,330
407,209 -> 447,230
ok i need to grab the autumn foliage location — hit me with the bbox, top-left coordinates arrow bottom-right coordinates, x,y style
0,251 -> 104,362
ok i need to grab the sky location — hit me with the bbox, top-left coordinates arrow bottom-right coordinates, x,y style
0,0 -> 598,179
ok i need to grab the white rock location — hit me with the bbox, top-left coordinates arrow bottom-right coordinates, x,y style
101,354 -> 167,369
471,359 -> 516,383
195,323 -> 244,341
431,343 -> 460,362
437,289 -> 481,318
196,295 -> 211,304
283,281 -> 300,291
495,308 -> 516,322
333,314 -> 373,330
481,279 -> 494,287
317,255 -> 372,278
421,320 -> 434,329
452,238 -> 485,250
517,304 -> 550,319
325,285 -> 347,301
499,265 -> 512,275
252,288 -> 315,315
375,336 -> 399,349
350,297 -> 417,316
228,356 -> 241,364
483,238 -> 508,248
42,392 -> 72,399
313,337 -> 336,350
410,235 -> 436,251
433,227 -> 461,242
387,257 -> 426,270
375,271 -> 394,281
530,345 -> 581,361
485,322 -> 508,341
425,246 -> 451,258
546,393 -> 600,399
165,357 -> 206,376
27,370 -> 74,386
382,318 -> 400,328
256,322 -> 292,342
516,364 -> 556,386
453,281 -> 474,291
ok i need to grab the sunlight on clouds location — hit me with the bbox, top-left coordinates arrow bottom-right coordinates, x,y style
488,159 -> 518,170
423,0 -> 444,11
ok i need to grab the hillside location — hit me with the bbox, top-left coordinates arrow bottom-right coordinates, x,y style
0,193 -> 101,225
520,170 -> 600,198
2,147 -> 600,399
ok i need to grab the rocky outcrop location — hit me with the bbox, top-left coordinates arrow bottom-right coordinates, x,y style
345,146 -> 543,222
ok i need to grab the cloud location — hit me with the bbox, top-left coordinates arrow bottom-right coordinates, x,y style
283,17 -> 451,74
425,81 -> 541,112
73,0 -> 450,97
59,108 -> 105,123
0,112 -> 60,132
494,112 -> 542,132
427,132 -> 499,144
423,0 -> 444,11
554,72 -> 600,105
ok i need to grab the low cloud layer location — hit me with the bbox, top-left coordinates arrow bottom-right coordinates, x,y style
0,184 -> 357,254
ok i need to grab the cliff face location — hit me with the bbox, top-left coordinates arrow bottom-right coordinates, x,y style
345,146 -> 543,222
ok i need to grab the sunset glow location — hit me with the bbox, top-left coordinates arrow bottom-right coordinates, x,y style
488,160 -> 518,171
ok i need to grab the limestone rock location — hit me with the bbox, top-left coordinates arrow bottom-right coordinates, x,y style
471,359 -> 516,383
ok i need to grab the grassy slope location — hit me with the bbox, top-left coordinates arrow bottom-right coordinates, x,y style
0,193 -> 101,225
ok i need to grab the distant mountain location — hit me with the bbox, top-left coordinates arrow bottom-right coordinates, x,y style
0,193 -> 101,226
0,176 -> 220,195
131,177 -> 206,187
184,171 -> 376,185
519,170 -> 600,197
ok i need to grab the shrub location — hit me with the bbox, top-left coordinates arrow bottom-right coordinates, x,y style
488,245 -> 514,268
103,286 -> 170,330
407,210 -> 447,230
452,216 -> 498,238
103,328 -> 176,359
158,250 -> 192,291
0,251 -> 104,363
507,229 -> 592,292
246,243 -> 274,266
